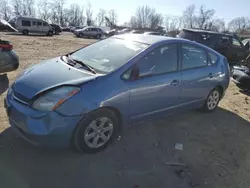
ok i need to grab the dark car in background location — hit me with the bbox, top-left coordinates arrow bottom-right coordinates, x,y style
177,29 -> 249,65
0,40 -> 19,73
50,24 -> 62,35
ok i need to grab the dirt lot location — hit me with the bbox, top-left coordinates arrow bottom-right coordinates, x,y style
0,32 -> 250,188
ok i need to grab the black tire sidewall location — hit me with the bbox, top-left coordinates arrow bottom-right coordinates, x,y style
72,109 -> 119,153
79,33 -> 83,38
204,89 -> 221,112
23,30 -> 29,35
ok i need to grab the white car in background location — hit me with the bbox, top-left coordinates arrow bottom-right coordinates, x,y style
8,16 -> 53,36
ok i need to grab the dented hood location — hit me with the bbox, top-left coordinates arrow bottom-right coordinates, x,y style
12,57 -> 99,99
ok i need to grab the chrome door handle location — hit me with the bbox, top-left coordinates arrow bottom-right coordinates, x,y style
171,80 -> 180,86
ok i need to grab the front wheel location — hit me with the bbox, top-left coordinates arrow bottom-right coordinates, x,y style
72,109 -> 119,153
203,88 -> 221,112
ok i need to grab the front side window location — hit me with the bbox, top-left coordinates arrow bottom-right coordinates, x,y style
136,43 -> 178,77
70,38 -> 148,73
32,21 -> 36,25
181,44 -> 207,70
22,20 -> 31,26
37,22 -> 42,26
232,38 -> 242,47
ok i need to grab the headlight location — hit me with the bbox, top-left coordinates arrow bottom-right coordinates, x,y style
32,86 -> 80,111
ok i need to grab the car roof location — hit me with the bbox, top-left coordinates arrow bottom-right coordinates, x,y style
113,34 -> 187,45
182,28 -> 236,37
112,34 -> 223,56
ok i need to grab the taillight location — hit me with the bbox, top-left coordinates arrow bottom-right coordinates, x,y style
0,44 -> 13,51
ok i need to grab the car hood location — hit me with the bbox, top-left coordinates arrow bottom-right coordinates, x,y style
12,57 -> 99,99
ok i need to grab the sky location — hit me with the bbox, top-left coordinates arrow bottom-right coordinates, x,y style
67,0 -> 250,25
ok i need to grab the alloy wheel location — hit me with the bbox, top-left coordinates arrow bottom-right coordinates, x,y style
84,117 -> 114,148
207,90 -> 220,110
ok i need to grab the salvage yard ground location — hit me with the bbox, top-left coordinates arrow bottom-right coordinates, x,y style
0,32 -> 250,188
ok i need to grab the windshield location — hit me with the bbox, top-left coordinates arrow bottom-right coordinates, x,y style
70,38 -> 148,73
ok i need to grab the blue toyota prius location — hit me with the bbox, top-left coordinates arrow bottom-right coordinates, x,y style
5,34 -> 230,153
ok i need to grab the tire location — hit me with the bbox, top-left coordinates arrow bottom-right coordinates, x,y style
47,31 -> 53,36
72,109 -> 119,153
203,88 -> 221,112
79,33 -> 83,38
96,34 -> 101,39
22,30 -> 29,35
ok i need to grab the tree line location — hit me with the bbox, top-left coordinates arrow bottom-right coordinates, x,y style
0,0 -> 249,34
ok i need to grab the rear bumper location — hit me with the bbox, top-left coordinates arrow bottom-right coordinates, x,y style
5,91 -> 83,147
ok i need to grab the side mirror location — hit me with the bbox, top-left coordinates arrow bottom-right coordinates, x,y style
129,64 -> 139,81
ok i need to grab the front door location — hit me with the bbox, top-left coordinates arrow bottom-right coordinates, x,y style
231,37 -> 246,62
128,43 -> 182,123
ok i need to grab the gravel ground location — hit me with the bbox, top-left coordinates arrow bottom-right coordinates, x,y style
0,32 -> 250,188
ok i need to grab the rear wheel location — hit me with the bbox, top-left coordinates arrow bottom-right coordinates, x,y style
22,30 -> 29,35
47,31 -> 53,36
203,88 -> 221,112
96,34 -> 101,39
72,109 -> 119,153
79,33 -> 83,38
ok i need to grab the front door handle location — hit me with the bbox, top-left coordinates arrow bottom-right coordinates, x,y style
170,80 -> 180,86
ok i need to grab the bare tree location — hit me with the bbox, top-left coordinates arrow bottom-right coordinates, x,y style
0,0 -> 12,20
96,9 -> 106,26
108,9 -> 117,25
228,17 -> 250,33
12,0 -> 35,16
196,5 -> 215,29
50,0 -> 64,25
130,6 -> 162,29
165,15 -> 182,32
205,19 -> 226,32
86,2 -> 93,26
64,4 -> 85,26
182,4 -> 196,28
37,0 -> 50,21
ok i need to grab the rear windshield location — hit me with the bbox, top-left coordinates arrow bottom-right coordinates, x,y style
70,38 -> 148,73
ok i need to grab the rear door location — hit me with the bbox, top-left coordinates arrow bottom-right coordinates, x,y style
180,43 -> 215,106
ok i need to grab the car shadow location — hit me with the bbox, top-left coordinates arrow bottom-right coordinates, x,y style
0,73 -> 9,95
0,107 -> 250,188
5,33 -> 50,37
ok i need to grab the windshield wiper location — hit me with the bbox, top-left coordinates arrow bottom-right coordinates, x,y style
67,55 -> 96,74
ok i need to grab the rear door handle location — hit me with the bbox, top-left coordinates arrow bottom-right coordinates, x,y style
170,80 -> 180,86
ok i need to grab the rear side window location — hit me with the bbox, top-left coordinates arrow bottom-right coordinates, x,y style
137,43 -> 178,77
91,28 -> 97,31
208,52 -> 219,65
32,21 -> 36,25
219,36 -> 230,44
37,22 -> 42,26
181,44 -> 207,70
22,20 -> 31,26
178,30 -> 197,40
